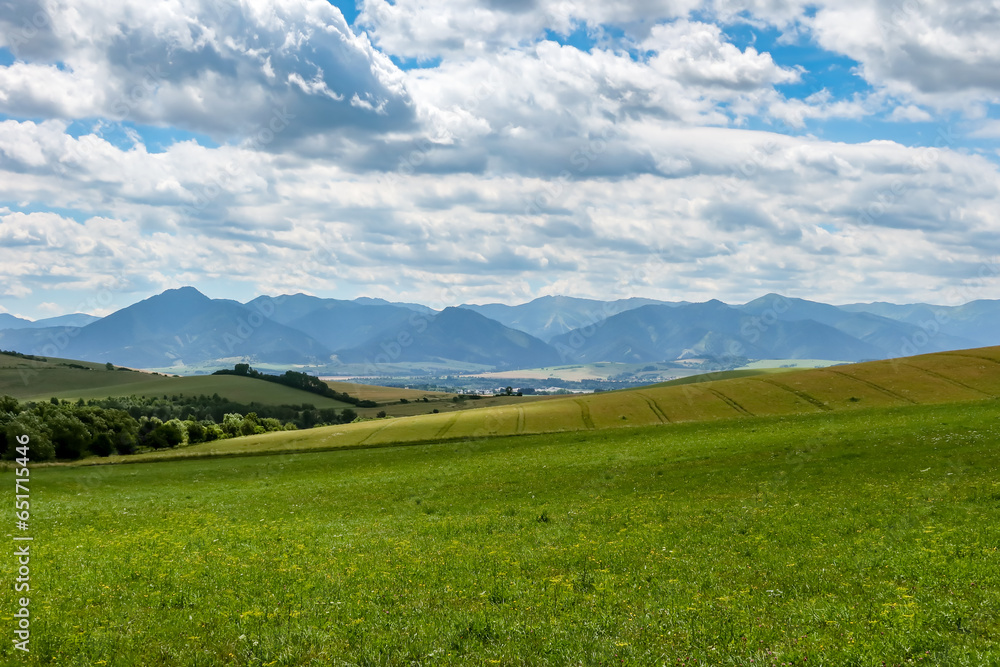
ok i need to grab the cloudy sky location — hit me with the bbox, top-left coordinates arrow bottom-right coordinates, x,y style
1,0 -> 999,318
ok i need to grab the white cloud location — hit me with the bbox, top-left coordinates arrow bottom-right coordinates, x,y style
1,112 -> 998,312
709,0 -> 1000,111
969,119 -> 1000,138
1,0 -> 998,317
0,0 -> 415,143
887,104 -> 933,123
357,0 -> 702,59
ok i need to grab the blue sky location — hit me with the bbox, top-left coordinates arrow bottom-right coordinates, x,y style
0,0 -> 998,318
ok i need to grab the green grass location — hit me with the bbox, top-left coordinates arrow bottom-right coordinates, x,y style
0,354 -> 350,408
97,346 -> 1000,465
3,399 -> 999,665
649,368 -> 796,387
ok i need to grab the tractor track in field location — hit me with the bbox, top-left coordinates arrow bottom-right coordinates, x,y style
939,352 -> 1000,367
574,399 -> 596,429
900,363 -> 996,398
635,392 -> 671,423
826,370 -> 917,404
759,379 -> 832,411
707,388 -> 753,416
356,420 -> 395,446
434,412 -> 462,439
516,407 -> 526,434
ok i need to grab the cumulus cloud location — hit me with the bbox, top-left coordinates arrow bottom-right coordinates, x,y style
1,0 -> 998,318
0,0 -> 415,144
806,0 -> 1000,109
357,0 -> 701,59
2,111 -> 998,312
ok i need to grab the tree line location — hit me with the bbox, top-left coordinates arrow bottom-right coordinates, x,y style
0,393 -> 359,462
212,364 -> 378,407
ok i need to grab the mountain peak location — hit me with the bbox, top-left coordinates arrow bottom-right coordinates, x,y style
159,286 -> 210,300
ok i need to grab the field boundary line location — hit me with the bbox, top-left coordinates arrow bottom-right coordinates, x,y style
706,388 -> 753,415
516,407 -> 525,434
574,399 -> 596,429
899,363 -> 995,398
938,352 -> 1000,366
758,379 -> 832,412
825,370 -> 917,404
635,392 -> 671,423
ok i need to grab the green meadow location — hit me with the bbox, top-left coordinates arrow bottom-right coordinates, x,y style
2,401 -> 998,664
1,347 -> 998,665
0,354 -> 350,409
104,347 -> 1000,464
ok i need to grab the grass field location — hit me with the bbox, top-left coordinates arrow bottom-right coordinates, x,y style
3,398 -> 998,665
738,359 -> 847,370
0,351 -> 553,420
0,353 -> 350,408
99,346 -> 1000,464
650,368 -> 798,387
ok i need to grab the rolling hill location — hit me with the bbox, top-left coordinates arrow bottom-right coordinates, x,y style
109,345 -> 1000,462
0,351 -> 350,407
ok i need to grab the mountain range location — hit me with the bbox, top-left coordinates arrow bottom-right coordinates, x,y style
0,287 -> 996,372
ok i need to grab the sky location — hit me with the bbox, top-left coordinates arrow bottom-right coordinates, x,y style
1,0 -> 999,319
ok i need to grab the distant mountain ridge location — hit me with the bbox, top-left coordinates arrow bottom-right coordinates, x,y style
459,295 -> 686,341
337,307 -> 562,369
838,299 -> 1000,348
0,287 -> 997,371
0,312 -> 100,330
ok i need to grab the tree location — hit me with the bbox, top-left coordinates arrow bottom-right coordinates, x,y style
376,410 -> 387,418
0,395 -> 20,414
185,420 -> 207,443
203,423 -> 223,442
240,412 -> 264,436
151,419 -> 186,448
47,410 -> 92,460
138,416 -> 164,447
339,409 -> 358,424
2,413 -> 55,461
105,362 -> 115,371
90,432 -> 115,457
221,413 -> 244,437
